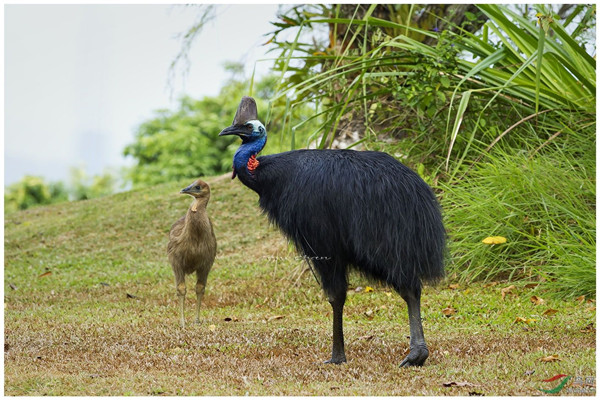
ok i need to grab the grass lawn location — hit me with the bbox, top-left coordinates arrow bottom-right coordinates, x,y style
4,175 -> 596,395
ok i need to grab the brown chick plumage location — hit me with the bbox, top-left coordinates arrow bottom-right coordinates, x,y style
167,179 -> 217,327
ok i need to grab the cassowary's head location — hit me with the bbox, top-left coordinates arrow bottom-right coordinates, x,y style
219,96 -> 267,145
219,97 -> 267,179
180,179 -> 210,199
218,119 -> 266,143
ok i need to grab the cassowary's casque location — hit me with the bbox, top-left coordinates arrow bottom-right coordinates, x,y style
167,179 -> 217,328
219,97 -> 445,366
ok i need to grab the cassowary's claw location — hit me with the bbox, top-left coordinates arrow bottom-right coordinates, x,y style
399,346 -> 429,367
324,356 -> 347,365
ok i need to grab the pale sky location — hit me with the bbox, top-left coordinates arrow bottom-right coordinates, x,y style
4,4 -> 281,185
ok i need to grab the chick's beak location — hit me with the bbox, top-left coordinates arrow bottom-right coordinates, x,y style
180,183 -> 194,194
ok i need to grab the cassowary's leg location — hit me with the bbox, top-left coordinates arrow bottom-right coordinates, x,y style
316,261 -> 348,364
326,286 -> 347,364
174,272 -> 186,328
399,285 -> 429,367
195,269 -> 209,323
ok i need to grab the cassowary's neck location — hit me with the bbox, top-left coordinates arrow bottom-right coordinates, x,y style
233,137 -> 266,175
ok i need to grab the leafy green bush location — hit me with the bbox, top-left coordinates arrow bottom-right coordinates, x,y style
4,176 -> 65,212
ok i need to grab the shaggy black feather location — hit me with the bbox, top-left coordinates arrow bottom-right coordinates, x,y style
238,149 -> 445,294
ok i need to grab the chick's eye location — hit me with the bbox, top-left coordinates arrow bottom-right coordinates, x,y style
195,186 -> 201,190
259,126 -> 265,133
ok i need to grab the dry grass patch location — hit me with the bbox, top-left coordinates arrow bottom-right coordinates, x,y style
5,176 -> 596,395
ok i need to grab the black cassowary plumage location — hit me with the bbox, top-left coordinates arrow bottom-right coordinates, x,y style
219,97 -> 446,367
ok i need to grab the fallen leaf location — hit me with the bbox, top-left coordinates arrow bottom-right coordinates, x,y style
514,317 -> 536,324
524,283 -> 539,289
385,291 -> 392,297
483,281 -> 498,288
356,334 -> 374,341
443,381 -> 477,387
9,283 -> 17,290
482,236 -> 507,245
126,293 -> 138,299
354,286 -> 364,293
448,284 -> 460,290
364,310 -> 374,320
364,286 -> 374,293
38,271 -> 52,278
100,282 -> 110,287
542,308 -> 558,316
580,323 -> 595,333
530,295 -> 545,305
501,285 -> 516,300
539,354 -> 560,362
442,307 -> 456,317
267,315 -> 285,322
208,324 -> 216,332
586,306 -> 595,312
224,317 -> 239,322
576,295 -> 586,304
524,369 -> 535,376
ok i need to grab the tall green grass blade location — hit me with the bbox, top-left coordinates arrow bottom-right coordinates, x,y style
534,21 -> 547,114
446,90 -> 471,171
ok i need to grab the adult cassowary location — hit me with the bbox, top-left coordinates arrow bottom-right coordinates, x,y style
219,97 -> 445,367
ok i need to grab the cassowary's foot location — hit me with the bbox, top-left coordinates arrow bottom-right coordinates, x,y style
399,345 -> 429,367
324,354 -> 347,364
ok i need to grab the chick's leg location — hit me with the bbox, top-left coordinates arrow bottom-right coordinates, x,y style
175,274 -> 186,328
195,270 -> 209,323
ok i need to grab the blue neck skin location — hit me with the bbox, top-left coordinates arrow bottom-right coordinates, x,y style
233,135 -> 267,172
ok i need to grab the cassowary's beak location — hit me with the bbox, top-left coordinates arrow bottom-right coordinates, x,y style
218,124 -> 251,138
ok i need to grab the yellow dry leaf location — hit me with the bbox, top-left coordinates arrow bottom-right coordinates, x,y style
385,292 -> 392,297
543,308 -> 558,316
501,285 -> 516,300
514,317 -> 536,325
442,307 -> 456,317
448,284 -> 460,290
576,295 -> 586,304
483,281 -> 498,288
482,236 -> 507,245
530,295 -> 545,305
364,286 -> 374,293
540,354 -> 561,363
208,324 -> 216,332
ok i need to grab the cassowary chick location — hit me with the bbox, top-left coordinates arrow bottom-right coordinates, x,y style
167,179 -> 216,328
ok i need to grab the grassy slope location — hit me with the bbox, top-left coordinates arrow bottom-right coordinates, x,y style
4,175 -> 596,395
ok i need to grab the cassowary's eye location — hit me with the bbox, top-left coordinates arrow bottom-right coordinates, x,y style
195,186 -> 201,190
259,126 -> 265,134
